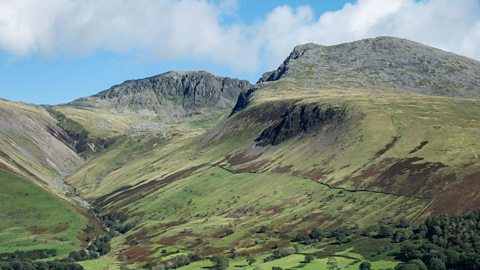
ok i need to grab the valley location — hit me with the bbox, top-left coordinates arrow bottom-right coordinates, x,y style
1,37 -> 480,269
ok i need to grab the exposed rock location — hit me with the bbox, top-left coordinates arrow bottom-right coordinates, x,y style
229,87 -> 257,116
258,43 -> 320,83
44,107 -> 90,153
259,36 -> 480,98
72,71 -> 252,114
255,103 -> 349,146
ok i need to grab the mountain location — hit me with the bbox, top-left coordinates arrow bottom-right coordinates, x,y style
71,71 -> 252,115
2,37 -> 480,269
260,36 -> 480,98
0,71 -> 250,266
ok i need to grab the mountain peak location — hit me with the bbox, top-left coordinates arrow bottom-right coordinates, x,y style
72,71 -> 252,115
260,36 -> 480,98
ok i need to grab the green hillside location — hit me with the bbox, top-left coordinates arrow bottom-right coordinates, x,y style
66,84 -> 480,268
0,169 -> 88,258
0,99 -> 83,187
1,37 -> 480,269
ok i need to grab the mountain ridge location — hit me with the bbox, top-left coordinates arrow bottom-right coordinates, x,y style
70,70 -> 252,116
258,36 -> 480,99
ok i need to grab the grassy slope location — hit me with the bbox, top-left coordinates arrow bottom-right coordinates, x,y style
0,99 -> 82,187
0,169 -> 87,258
52,104 -> 150,139
63,82 -> 480,266
65,109 -> 231,198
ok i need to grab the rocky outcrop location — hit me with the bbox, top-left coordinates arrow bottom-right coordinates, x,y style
255,103 -> 348,146
72,71 -> 252,115
259,37 -> 480,99
229,88 -> 257,116
258,43 -> 319,83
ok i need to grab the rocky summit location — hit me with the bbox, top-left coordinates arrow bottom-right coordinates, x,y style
72,71 -> 252,115
260,36 -> 480,98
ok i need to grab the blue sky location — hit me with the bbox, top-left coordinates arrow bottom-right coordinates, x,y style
0,1 -> 351,105
0,0 -> 479,104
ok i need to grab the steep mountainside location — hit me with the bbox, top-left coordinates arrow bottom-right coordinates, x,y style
0,99 -> 83,187
260,37 -> 480,98
0,100 -> 100,261
71,71 -> 252,115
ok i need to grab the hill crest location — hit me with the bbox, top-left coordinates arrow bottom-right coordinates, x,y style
259,36 -> 480,98
71,70 -> 252,115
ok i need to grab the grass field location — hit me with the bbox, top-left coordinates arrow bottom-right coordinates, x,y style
173,245 -> 399,270
78,256 -> 122,270
0,169 -> 87,258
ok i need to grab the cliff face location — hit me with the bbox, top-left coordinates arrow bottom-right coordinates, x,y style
259,37 -> 480,98
72,71 -> 252,115
255,103 -> 350,146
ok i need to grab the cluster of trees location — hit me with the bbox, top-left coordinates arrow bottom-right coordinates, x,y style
0,209 -> 133,268
0,260 -> 84,270
292,228 -> 324,244
0,249 -> 57,261
68,210 -> 135,263
330,226 -> 359,244
67,234 -> 112,262
288,212 -> 480,269
392,212 -> 480,270
0,249 -> 84,269
263,248 -> 295,262
139,212 -> 480,270
293,225 -> 360,245
143,254 -> 230,270
210,254 -> 229,270
144,254 -> 202,270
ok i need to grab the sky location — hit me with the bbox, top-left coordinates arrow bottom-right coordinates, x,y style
0,0 -> 480,104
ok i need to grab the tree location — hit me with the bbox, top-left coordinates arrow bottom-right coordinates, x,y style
336,233 -> 350,244
393,231 -> 411,243
327,257 -> 339,270
408,260 -> 427,270
399,243 -> 422,261
310,228 -> 324,242
377,224 -> 394,238
210,254 -> 229,270
144,261 -> 164,270
359,261 -> 371,270
394,263 -> 420,270
303,254 -> 315,263
427,258 -> 446,270
398,218 -> 410,228
246,254 -> 256,266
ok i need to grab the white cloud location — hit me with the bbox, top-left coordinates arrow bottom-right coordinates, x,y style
255,0 -> 480,66
0,0 -> 479,74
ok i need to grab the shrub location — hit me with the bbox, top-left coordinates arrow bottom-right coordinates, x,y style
210,254 -> 229,270
246,254 -> 256,265
359,261 -> 371,270
303,254 -> 315,263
